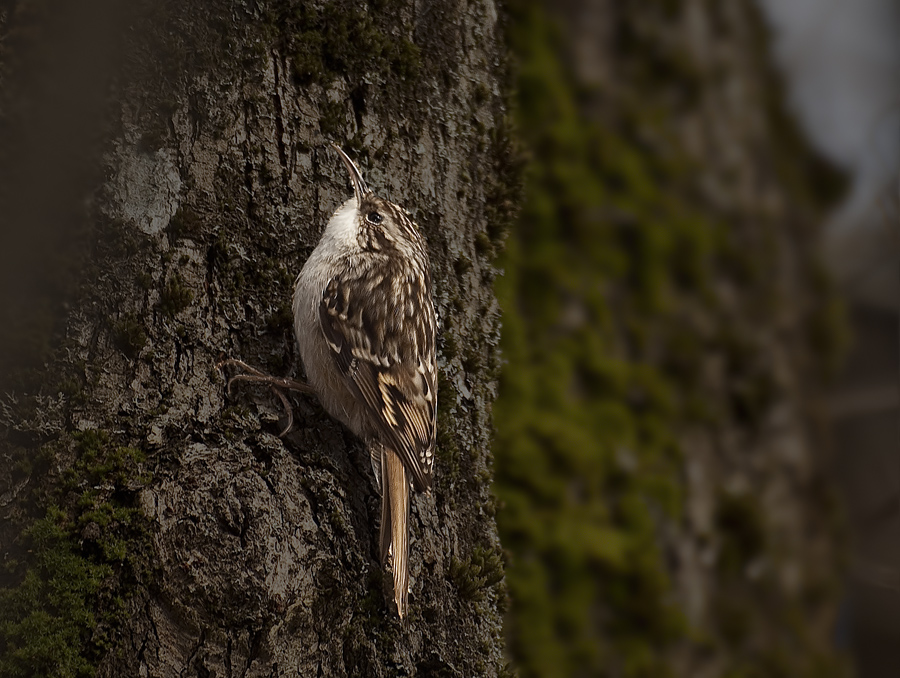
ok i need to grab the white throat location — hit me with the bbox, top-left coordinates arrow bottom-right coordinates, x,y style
323,198 -> 359,250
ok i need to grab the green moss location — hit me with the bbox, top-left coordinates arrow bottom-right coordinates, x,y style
494,3 -> 693,671
474,231 -> 494,258
494,1 -> 847,676
0,431 -> 152,677
158,274 -> 193,316
450,547 -> 505,602
318,99 -> 347,138
0,507 -> 110,678
113,314 -> 147,360
282,1 -> 420,86
329,509 -> 347,534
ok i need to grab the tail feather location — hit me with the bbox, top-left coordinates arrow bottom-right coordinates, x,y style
380,447 -> 409,619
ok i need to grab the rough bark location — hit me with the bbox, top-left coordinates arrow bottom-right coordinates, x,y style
0,1 -> 513,676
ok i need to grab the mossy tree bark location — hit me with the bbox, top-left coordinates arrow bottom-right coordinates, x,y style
0,1 -> 512,676
494,1 -> 848,676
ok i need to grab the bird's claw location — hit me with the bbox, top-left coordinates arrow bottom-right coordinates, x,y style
217,358 -> 311,437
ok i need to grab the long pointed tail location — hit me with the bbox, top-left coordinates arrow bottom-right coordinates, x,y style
380,447 -> 410,619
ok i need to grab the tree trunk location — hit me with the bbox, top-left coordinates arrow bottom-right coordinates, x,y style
0,2 -> 513,676
494,1 -> 849,676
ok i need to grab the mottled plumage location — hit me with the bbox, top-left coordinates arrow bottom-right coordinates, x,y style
292,145 -> 436,618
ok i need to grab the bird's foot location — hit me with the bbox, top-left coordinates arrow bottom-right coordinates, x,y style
217,358 -> 314,437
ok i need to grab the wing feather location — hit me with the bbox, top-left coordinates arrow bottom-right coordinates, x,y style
319,271 -> 436,492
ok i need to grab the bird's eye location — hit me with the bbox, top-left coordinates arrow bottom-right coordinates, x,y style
366,211 -> 383,225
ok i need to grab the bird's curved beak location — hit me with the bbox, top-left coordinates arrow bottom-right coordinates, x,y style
331,144 -> 369,204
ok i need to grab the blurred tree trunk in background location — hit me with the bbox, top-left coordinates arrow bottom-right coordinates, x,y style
0,1 -> 513,676
494,0 -> 850,676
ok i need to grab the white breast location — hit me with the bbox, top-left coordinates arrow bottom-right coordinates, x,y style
292,196 -> 369,436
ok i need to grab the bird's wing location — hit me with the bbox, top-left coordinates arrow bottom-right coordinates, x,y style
318,271 -> 436,492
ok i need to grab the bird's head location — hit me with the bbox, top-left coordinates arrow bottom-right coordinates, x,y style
330,144 -> 422,253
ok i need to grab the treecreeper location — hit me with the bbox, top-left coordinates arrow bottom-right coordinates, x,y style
221,145 -> 437,620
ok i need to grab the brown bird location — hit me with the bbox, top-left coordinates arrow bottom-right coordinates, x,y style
223,145 -> 437,619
